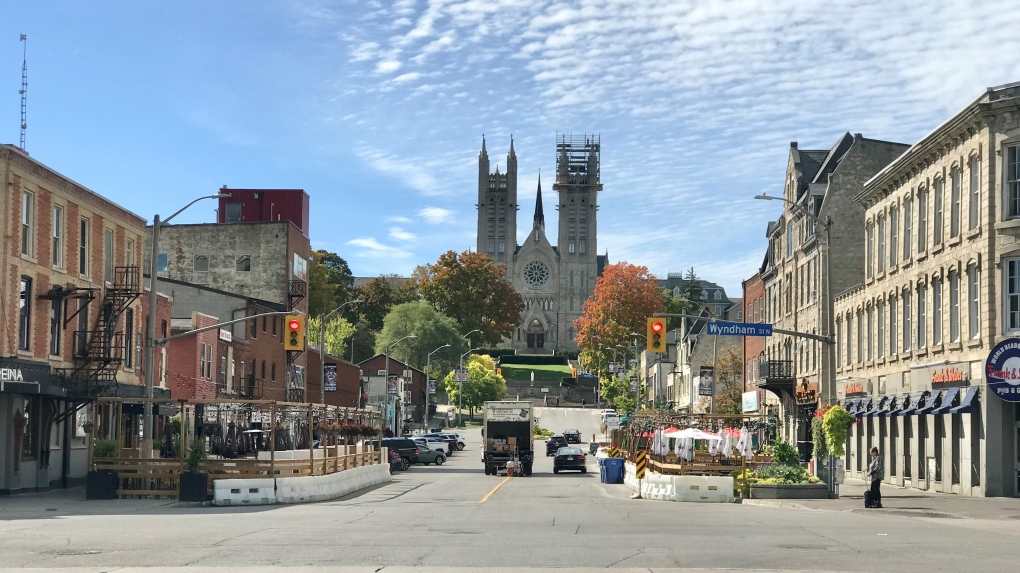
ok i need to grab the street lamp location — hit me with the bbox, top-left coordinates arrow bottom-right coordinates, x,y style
318,299 -> 363,404
424,344 -> 451,431
143,193 -> 230,449
385,334 -> 416,435
458,347 -> 481,426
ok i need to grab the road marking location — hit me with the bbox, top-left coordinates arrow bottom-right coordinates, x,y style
479,476 -> 511,503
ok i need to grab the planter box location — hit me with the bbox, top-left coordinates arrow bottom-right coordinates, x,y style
750,483 -> 829,499
86,470 -> 119,500
178,472 -> 209,502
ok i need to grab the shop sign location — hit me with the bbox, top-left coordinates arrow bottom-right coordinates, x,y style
219,329 -> 232,342
931,366 -> 969,388
796,380 -> 818,404
985,338 -> 1020,402
844,383 -> 867,397
0,367 -> 25,381
742,391 -> 759,413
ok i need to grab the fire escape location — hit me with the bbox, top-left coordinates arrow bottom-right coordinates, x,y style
285,278 -> 306,402
55,266 -> 141,399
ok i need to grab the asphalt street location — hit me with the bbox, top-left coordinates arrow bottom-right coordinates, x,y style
3,407 -> 1020,572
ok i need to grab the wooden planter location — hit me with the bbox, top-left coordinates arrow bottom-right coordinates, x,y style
750,483 -> 829,499
86,470 -> 119,500
178,472 -> 209,502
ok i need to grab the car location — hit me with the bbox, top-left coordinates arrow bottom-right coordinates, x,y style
427,435 -> 457,454
546,435 -> 568,456
414,444 -> 447,465
441,433 -> 468,450
553,447 -> 587,473
381,437 -> 421,465
388,448 -> 408,471
428,427 -> 444,434
589,441 -> 608,455
563,429 -> 581,444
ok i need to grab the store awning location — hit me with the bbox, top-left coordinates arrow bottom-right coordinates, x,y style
864,395 -> 887,418
915,389 -> 945,415
855,396 -> 873,417
931,387 -> 962,415
948,386 -> 979,414
884,393 -> 910,417
897,391 -> 925,416
846,397 -> 862,415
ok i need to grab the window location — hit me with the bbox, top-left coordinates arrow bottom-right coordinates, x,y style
917,283 -> 927,348
737,310 -> 743,320
836,321 -> 842,367
917,189 -> 928,252
715,305 -> 722,316
1007,145 -> 1020,218
950,167 -> 961,238
104,228 -> 114,283
19,277 -> 31,351
877,302 -> 885,359
856,311 -> 863,364
701,290 -> 708,300
903,289 -> 912,351
50,298 -> 61,356
225,202 -> 242,223
156,253 -> 168,272
205,344 -> 212,378
866,222 -> 874,278
193,255 -> 210,272
1007,259 -> 1020,332
949,271 -> 960,342
126,237 -> 135,269
714,291 -> 722,301
787,225 -> 794,257
877,216 -> 886,271
867,306 -> 874,361
52,206 -> 64,268
579,239 -> 586,254
79,218 -> 90,275
499,239 -> 507,253
124,308 -> 134,368
77,301 -> 89,357
889,208 -> 898,265
272,316 -> 278,336
903,198 -> 912,259
21,191 -> 33,256
262,315 -> 267,332
969,155 -> 980,230
889,295 -> 897,355
261,360 -> 266,379
199,343 -> 207,379
933,278 -> 942,345
968,263 -> 980,339
250,317 -> 257,339
235,255 -> 251,272
568,240 -> 575,254
487,238 -> 495,253
271,363 -> 276,381
933,178 -> 943,246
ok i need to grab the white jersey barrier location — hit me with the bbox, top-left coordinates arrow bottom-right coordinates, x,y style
212,461 -> 391,506
623,462 -> 640,493
212,478 -> 276,506
622,467 -> 735,504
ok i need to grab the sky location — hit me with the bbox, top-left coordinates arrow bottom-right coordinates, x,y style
2,1 -> 1019,296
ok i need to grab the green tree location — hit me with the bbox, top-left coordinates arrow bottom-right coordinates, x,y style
660,267 -> 702,331
374,302 -> 465,378
314,250 -> 356,318
308,251 -> 340,317
695,347 -> 744,414
442,354 -> 506,422
417,250 -> 523,346
307,315 -> 357,358
353,275 -> 419,332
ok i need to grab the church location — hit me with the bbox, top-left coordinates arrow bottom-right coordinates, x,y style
475,135 -> 607,352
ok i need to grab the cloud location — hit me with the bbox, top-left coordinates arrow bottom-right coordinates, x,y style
418,207 -> 453,224
346,237 -> 413,259
392,71 -> 422,83
389,226 -> 417,241
387,216 -> 413,224
375,60 -> 402,73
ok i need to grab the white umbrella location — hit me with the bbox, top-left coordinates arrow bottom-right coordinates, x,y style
719,430 -> 733,458
738,426 -> 753,460
662,428 -> 722,441
708,434 -> 719,456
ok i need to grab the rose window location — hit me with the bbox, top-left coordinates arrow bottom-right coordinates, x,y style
523,261 -> 550,289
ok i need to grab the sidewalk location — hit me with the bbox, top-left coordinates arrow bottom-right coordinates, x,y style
742,478 -> 1020,520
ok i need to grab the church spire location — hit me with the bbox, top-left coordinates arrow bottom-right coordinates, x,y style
533,171 -> 544,230
509,134 -> 515,157
480,134 -> 488,159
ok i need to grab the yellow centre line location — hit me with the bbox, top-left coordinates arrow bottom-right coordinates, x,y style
479,476 -> 511,503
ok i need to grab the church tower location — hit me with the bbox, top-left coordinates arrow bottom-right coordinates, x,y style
475,136 -> 518,266
553,135 -> 602,345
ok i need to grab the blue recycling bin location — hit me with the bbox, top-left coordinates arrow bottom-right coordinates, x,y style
601,457 -> 625,484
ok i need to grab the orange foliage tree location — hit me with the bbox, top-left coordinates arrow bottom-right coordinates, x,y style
574,262 -> 664,379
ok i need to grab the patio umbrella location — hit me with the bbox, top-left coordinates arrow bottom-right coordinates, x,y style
719,429 -> 733,458
738,426 -> 753,459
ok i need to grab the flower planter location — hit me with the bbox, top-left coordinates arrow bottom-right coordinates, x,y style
86,470 -> 119,500
750,483 -> 829,499
178,472 -> 209,502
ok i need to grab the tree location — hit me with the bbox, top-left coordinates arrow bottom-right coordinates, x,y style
353,275 -> 419,332
660,267 -> 703,331
307,315 -> 357,358
417,250 -> 524,346
442,354 -> 506,422
695,347 -> 744,415
308,251 -> 340,317
574,262 -> 664,380
315,250 -> 356,319
374,302 -> 466,378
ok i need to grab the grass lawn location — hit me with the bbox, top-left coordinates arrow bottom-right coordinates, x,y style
500,363 -> 573,382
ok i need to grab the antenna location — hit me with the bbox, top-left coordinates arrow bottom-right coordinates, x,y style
19,34 -> 27,149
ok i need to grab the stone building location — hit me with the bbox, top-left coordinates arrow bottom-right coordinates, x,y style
756,133 -> 909,452
834,83 -> 1020,497
0,144 -> 152,494
475,136 -> 607,353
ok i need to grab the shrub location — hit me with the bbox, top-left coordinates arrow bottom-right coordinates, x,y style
93,439 -> 119,459
185,439 -> 208,474
811,417 -> 828,459
823,405 -> 853,457
770,440 -> 800,466
752,463 -> 812,484
534,425 -> 554,439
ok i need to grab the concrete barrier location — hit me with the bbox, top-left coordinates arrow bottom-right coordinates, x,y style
274,463 -> 391,504
212,478 -> 277,506
623,462 -> 640,493
672,476 -> 734,503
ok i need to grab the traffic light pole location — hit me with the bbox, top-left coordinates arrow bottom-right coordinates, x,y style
155,312 -> 295,346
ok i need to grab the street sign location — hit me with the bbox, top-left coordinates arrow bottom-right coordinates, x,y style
705,321 -> 773,336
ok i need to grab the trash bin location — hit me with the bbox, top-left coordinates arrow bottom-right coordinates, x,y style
601,458 -> 625,484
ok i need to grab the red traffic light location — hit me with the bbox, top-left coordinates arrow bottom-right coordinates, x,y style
651,321 -> 664,333
288,319 -> 301,331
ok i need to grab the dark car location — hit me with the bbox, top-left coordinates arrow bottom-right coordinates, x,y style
563,429 -> 581,444
589,441 -> 608,455
388,447 -> 408,471
546,435 -> 568,456
553,447 -> 587,474
381,438 -> 420,465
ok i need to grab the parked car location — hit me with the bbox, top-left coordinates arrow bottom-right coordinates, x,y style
428,427 -> 444,434
437,433 -> 466,450
414,444 -> 447,465
546,435 -> 568,456
381,437 -> 420,465
589,441 -> 608,455
563,429 -> 581,444
423,436 -> 454,454
553,447 -> 587,474
388,448 -> 407,471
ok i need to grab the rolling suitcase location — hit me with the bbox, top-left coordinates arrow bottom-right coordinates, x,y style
864,490 -> 878,508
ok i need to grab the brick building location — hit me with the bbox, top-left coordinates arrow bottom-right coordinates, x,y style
306,346 -> 364,409
359,355 -> 425,432
0,145 -> 152,494
742,270 -> 767,412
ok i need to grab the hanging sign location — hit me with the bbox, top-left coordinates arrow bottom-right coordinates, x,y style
986,338 -> 1020,402
324,364 -> 337,392
698,366 -> 714,396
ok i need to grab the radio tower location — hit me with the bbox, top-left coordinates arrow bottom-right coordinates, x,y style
19,34 -> 27,150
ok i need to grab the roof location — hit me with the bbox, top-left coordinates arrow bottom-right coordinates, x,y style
358,354 -> 425,375
810,133 -> 855,185
658,276 -> 732,303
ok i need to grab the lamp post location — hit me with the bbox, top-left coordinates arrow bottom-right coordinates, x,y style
318,299 -> 362,404
143,193 -> 230,450
385,334 -> 416,435
424,344 -> 451,431
459,347 -> 480,426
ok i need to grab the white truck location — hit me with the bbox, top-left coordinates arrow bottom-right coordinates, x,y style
481,401 -> 534,476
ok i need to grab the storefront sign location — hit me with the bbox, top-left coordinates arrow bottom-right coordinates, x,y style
0,367 -> 24,381
844,383 -> 867,397
219,329 -> 232,342
931,366 -> 969,388
742,391 -> 759,413
796,380 -> 818,404
986,338 -> 1020,402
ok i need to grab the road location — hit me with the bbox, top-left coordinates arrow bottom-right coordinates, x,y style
3,413 -> 1020,573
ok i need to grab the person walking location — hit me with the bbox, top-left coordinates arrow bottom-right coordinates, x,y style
867,447 -> 883,508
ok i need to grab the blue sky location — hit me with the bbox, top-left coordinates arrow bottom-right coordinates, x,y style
3,1 -> 1019,295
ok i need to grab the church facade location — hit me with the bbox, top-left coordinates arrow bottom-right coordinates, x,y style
476,135 -> 607,352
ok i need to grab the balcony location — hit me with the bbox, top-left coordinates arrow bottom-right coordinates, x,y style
756,359 -> 796,386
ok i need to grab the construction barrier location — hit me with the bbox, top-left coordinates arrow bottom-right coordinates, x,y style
212,478 -> 277,506
635,451 -> 647,479
623,462 -> 640,493
671,476 -> 734,503
275,463 -> 391,504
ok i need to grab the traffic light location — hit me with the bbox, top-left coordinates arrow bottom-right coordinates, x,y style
646,317 -> 666,353
286,315 -> 305,351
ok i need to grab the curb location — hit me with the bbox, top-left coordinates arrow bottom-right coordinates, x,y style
742,499 -> 967,519
741,499 -> 815,511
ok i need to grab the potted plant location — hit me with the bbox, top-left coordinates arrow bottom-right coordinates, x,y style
178,439 -> 209,502
86,439 -> 120,500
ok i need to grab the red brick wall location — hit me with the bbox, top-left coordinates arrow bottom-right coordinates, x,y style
358,355 -> 425,420
306,350 -> 362,408
242,304 -> 288,402
165,313 -> 219,400
742,273 -> 765,394
140,289 -> 173,389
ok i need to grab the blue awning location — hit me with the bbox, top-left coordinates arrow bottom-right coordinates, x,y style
897,391 -> 925,416
931,387 -> 962,415
884,393 -> 910,417
855,396 -> 873,418
846,397 -> 862,415
948,386 -> 979,414
867,395 -> 891,417
914,389 -> 944,415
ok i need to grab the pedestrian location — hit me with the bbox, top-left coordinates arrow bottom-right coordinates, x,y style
867,446 -> 883,508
